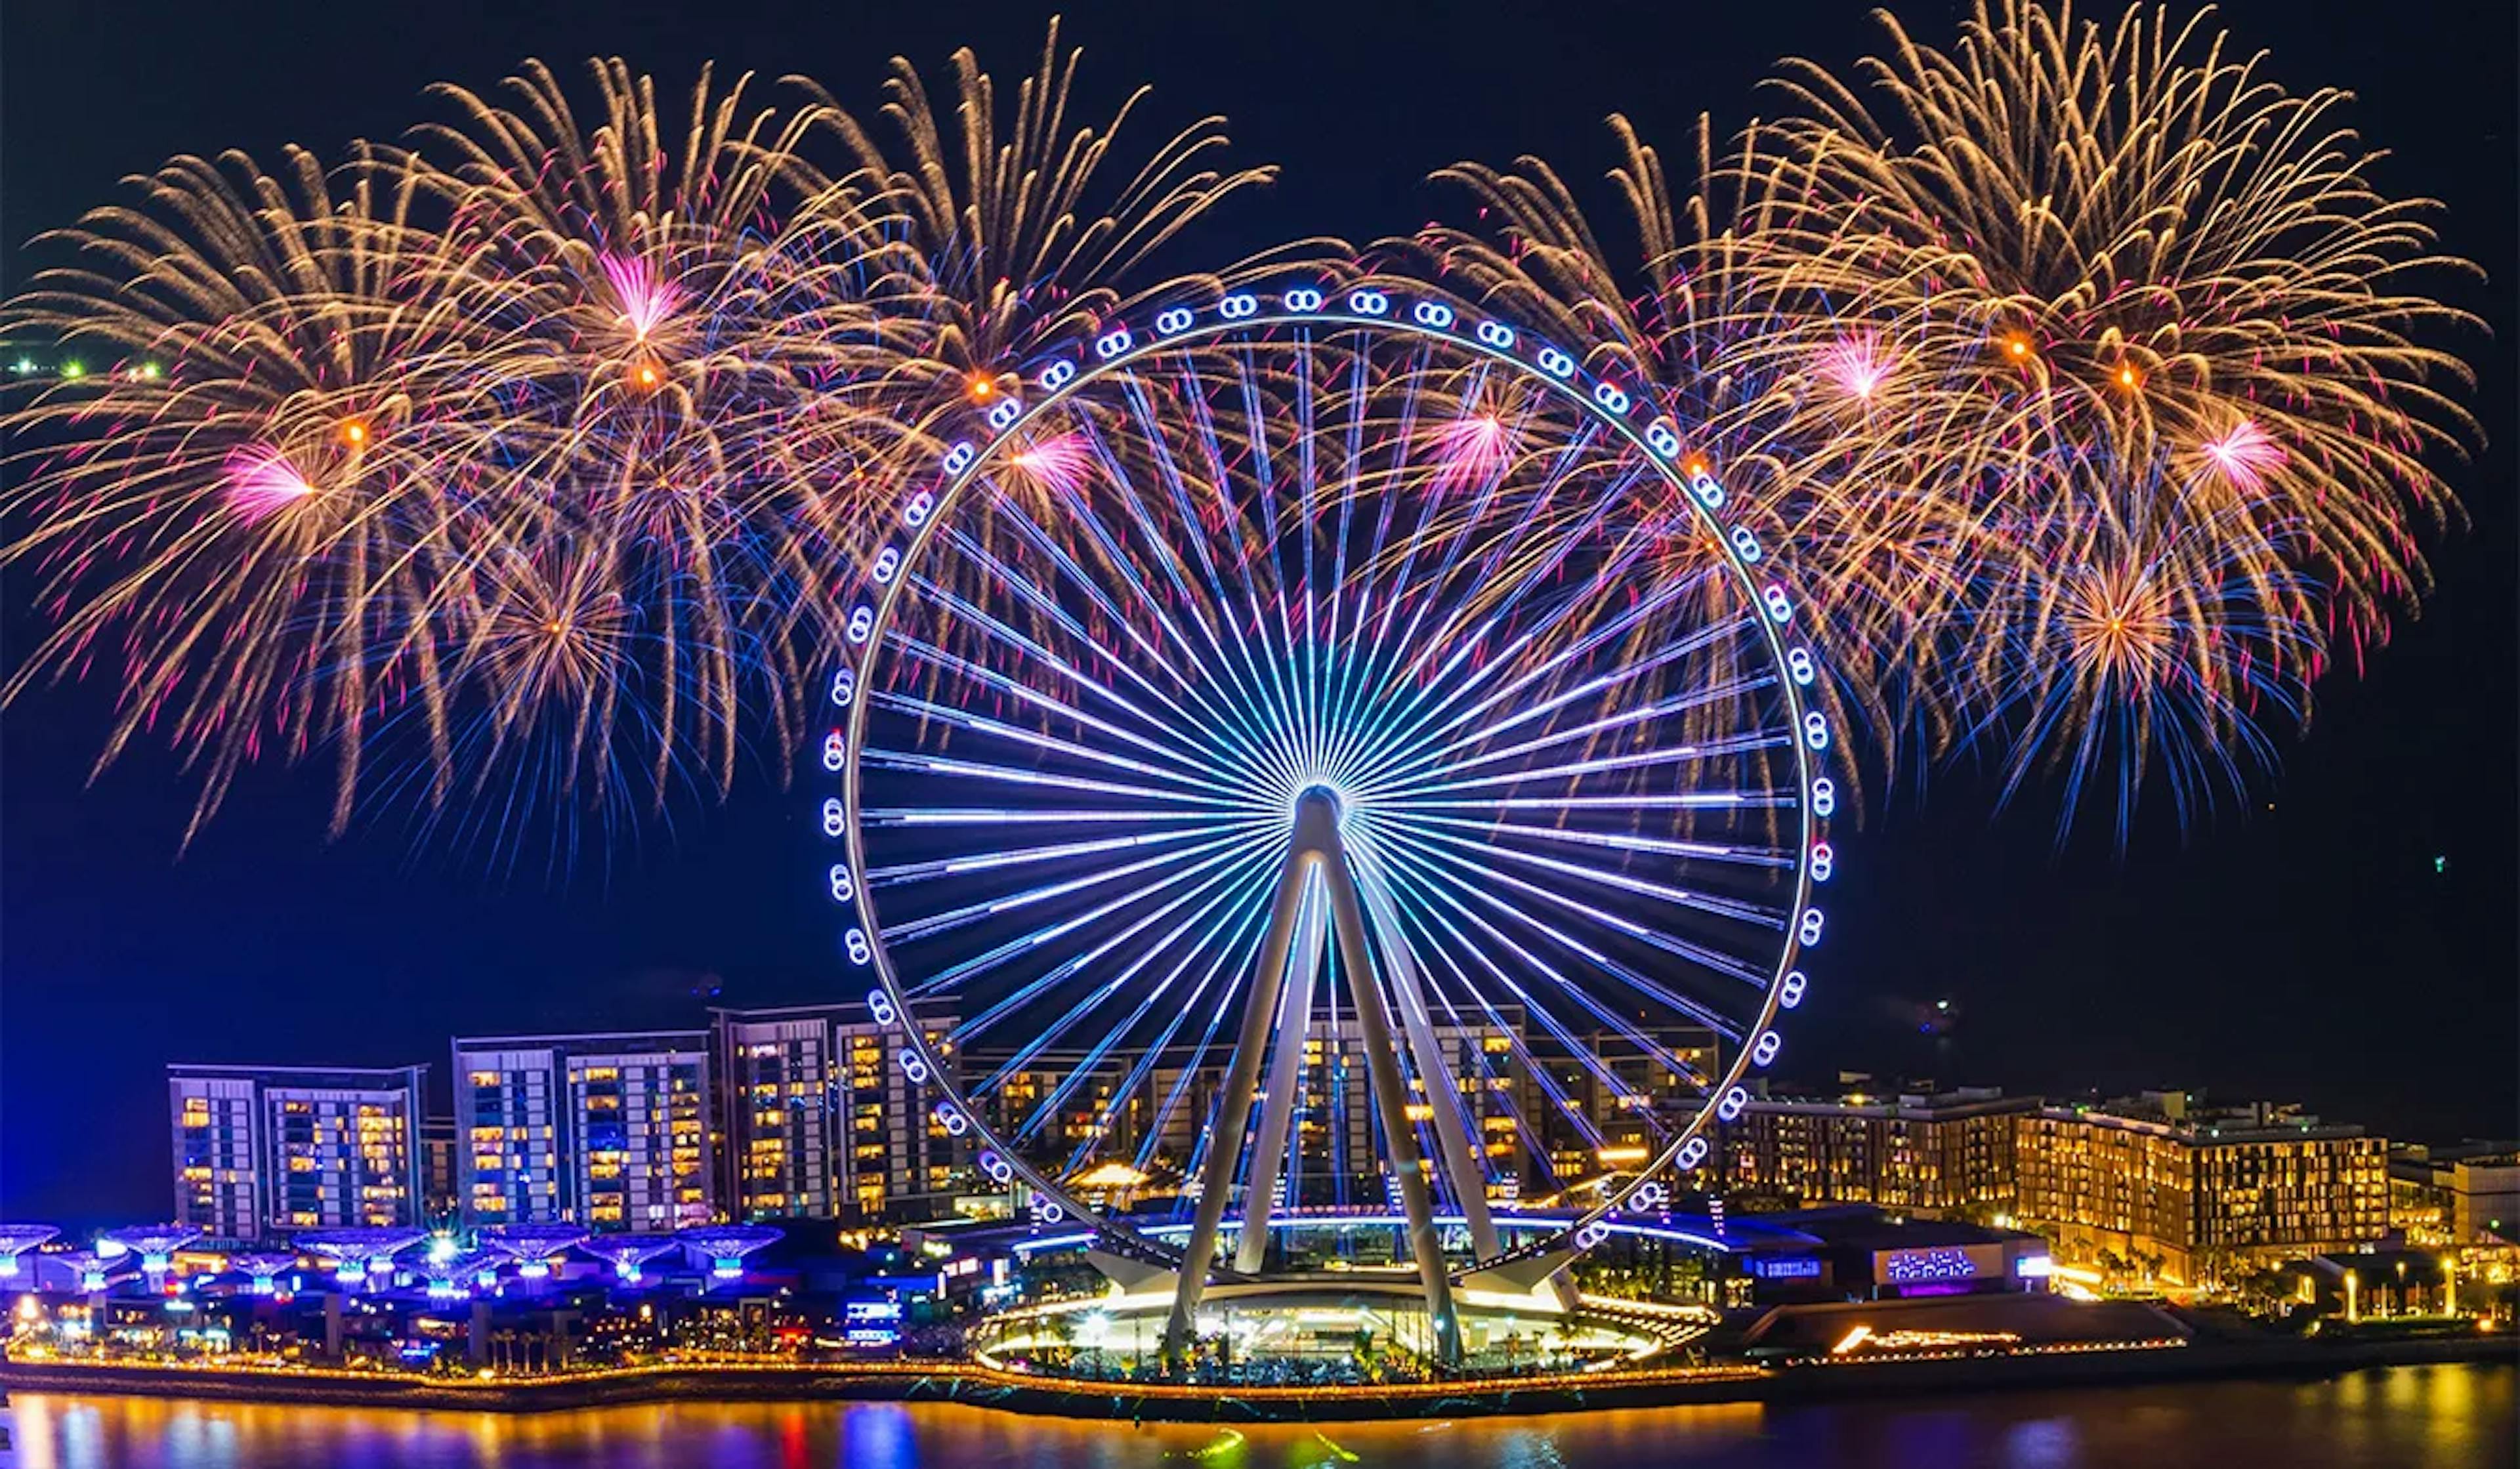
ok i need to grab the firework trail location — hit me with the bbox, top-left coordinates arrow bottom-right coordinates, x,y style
0,5 -> 2479,858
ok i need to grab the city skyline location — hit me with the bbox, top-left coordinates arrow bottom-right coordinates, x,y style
144,1003 -> 2490,1294
3,0 -> 2513,1233
0,6 -> 2511,1458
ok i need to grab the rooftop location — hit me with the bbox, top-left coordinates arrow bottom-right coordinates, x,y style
1744,1205 -> 2042,1253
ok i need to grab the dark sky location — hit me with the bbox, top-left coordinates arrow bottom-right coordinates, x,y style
3,0 -> 2513,1227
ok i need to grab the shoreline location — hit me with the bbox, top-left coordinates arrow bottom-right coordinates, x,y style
5,1336 -> 2511,1422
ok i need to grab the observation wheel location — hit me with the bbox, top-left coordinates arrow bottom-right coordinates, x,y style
823,285 -> 1836,1363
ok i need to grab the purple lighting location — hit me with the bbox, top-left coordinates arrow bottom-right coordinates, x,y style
1880,1246 -> 1981,1285
676,1224 -> 782,1285
576,1234 -> 676,1284
0,1226 -> 59,1279
294,1228 -> 427,1289
480,1225 -> 589,1283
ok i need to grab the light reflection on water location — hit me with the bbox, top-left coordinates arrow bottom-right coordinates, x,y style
6,1363 -> 2511,1469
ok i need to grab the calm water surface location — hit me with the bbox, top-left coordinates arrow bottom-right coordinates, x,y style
8,1363 -> 2512,1469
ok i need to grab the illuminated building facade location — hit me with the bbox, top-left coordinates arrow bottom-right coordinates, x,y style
2015,1094 -> 2388,1281
453,1031 -> 715,1232
973,1043 -> 1183,1181
419,1115 -> 459,1222
962,1017 -> 1530,1209
2015,1107 -> 2196,1277
1281,1018 -> 1528,1207
2390,1142 -> 2520,1246
167,1064 -> 427,1241
1526,1024 -> 1717,1196
2185,1106 -> 2388,1262
711,1004 -> 965,1224
1725,1086 -> 2034,1214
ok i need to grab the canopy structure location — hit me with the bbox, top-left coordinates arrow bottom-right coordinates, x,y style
294,1227 -> 429,1283
229,1252 -> 301,1294
479,1224 -> 590,1279
677,1224 -> 782,1281
100,1225 -> 201,1275
0,1224 -> 59,1277
578,1233 -> 677,1283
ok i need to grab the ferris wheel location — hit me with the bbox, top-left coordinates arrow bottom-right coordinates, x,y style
822,283 -> 1835,1363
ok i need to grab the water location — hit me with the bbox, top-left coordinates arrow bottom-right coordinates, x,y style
6,1363 -> 2511,1468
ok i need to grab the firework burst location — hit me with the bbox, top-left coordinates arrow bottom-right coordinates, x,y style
1421,0 -> 2479,842
0,144 -> 522,842
796,18 -> 1278,397
1,33 -> 1275,861
1741,0 -> 2481,655
1986,455 -> 2320,846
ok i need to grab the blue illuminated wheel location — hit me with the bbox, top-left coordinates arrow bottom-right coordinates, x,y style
822,285 -> 1834,1295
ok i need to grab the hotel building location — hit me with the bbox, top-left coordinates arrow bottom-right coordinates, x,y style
453,1031 -> 715,1232
1724,1085 -> 2035,1214
2015,1093 -> 2388,1281
167,1064 -> 427,1242
711,1004 -> 966,1224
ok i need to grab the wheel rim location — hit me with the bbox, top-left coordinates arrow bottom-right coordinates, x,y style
825,285 -> 1835,1277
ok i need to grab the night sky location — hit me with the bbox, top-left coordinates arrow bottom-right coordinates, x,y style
3,0 -> 2512,1228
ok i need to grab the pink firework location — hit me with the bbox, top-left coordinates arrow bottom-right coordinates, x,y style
1009,432 -> 1097,499
1430,413 -> 1512,489
1818,332 -> 1893,401
2198,418 -> 2285,493
222,446 -> 316,522
598,252 -> 681,341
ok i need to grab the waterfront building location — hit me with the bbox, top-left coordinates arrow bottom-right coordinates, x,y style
1284,1016 -> 1529,1207
2015,1092 -> 2387,1282
1732,1206 -> 2055,1305
711,1003 -> 966,1224
2389,1141 -> 2520,1246
452,1031 -> 715,1232
975,1041 -> 1181,1182
2013,1105 -> 2194,1278
167,1064 -> 427,1241
1723,1084 -> 2034,1216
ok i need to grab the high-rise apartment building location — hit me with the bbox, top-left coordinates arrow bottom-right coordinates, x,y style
419,1115 -> 459,1223
167,1064 -> 427,1242
712,1004 -> 965,1224
453,1031 -> 715,1232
